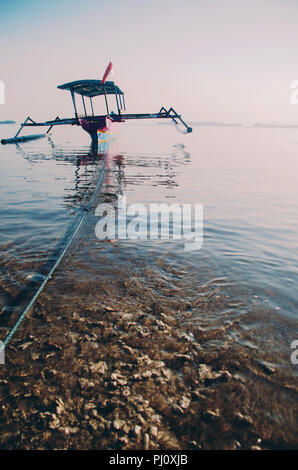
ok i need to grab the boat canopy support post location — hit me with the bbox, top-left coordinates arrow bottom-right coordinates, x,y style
82,95 -> 87,117
118,93 -> 123,110
103,85 -> 109,115
90,98 -> 94,116
71,91 -> 78,119
115,91 -> 120,114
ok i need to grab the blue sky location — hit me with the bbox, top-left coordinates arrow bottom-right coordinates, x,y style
1,0 -> 298,123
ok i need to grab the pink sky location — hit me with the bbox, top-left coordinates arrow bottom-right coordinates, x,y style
1,0 -> 298,124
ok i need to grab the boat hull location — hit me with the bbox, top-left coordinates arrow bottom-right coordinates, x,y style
79,116 -> 121,152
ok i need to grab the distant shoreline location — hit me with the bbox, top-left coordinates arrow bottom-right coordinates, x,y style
191,121 -> 242,127
253,123 -> 298,129
189,122 -> 298,129
159,121 -> 298,129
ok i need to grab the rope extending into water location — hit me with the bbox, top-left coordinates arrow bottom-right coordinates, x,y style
0,161 -> 106,354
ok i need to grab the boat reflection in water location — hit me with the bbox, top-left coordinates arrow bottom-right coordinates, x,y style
0,130 -> 122,332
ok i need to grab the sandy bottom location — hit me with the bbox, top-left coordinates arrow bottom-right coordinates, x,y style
0,174 -> 297,450
0,233 -> 297,450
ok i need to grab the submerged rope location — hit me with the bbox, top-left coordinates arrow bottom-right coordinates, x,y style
0,161 -> 106,354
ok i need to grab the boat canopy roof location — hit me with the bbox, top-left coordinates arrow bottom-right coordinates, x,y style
57,80 -> 124,97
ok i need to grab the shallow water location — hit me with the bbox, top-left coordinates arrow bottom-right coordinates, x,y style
0,122 -> 297,443
1,123 -> 298,362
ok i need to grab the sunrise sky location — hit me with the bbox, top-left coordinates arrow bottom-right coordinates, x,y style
1,0 -> 298,124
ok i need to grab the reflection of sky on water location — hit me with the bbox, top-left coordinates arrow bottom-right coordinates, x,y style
0,123 -> 298,373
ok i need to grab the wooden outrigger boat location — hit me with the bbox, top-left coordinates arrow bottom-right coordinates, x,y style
0,66 -> 192,352
1,63 -> 192,148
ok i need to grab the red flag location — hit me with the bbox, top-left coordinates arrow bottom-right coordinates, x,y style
101,62 -> 113,84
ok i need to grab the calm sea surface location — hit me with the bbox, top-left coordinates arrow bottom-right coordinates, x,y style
0,122 -> 297,374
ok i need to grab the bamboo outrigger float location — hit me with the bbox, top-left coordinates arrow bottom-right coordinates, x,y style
1,63 -> 192,148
